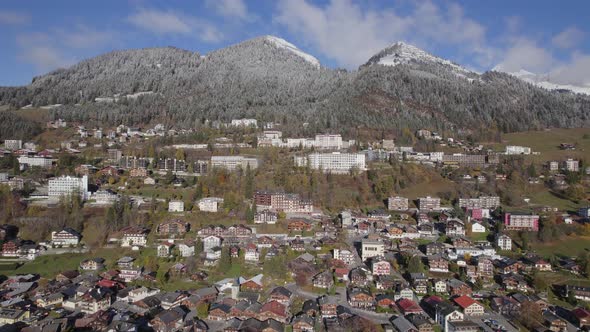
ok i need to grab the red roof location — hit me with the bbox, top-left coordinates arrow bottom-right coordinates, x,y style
396,298 -> 423,314
334,268 -> 349,276
572,307 -> 590,319
453,295 -> 479,309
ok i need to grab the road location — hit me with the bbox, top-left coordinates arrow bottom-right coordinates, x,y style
285,283 -> 392,324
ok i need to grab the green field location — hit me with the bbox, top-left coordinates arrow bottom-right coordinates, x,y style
530,236 -> 590,258
491,128 -> 590,163
529,190 -> 581,212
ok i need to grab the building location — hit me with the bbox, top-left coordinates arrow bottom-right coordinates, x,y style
157,219 -> 189,236
3,140 -> 22,150
418,196 -> 441,211
129,167 -> 148,177
294,152 -> 366,174
231,118 -> 258,127
48,175 -> 89,200
158,158 -> 187,172
505,145 -> 531,155
211,156 -> 259,171
453,296 -> 485,316
388,196 -> 409,211
168,200 -> 184,212
120,226 -> 149,247
107,149 -> 122,163
504,213 -> 539,231
314,134 -> 343,150
496,234 -> 512,251
254,210 -> 278,224
333,249 -> 356,266
198,197 -> 224,212
254,191 -> 313,213
18,156 -> 55,168
361,239 -> 384,261
564,158 -> 580,172
52,228 -> 82,246
458,196 -> 500,209
442,154 -> 487,167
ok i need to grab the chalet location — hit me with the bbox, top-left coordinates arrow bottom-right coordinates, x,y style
257,236 -> 275,248
291,238 -> 306,252
494,258 -> 523,274
157,219 -> 189,236
386,226 -> 404,239
302,299 -> 319,317
407,314 -> 434,332
425,242 -> 445,256
454,296 -> 484,316
36,293 -> 64,308
292,313 -> 315,332
230,245 -> 240,258
254,210 -> 278,224
56,270 -> 80,282
372,259 -> 392,276
260,300 -> 289,323
334,268 -> 350,282
51,228 -> 82,246
150,307 -> 187,331
203,235 -> 222,251
446,218 -> 466,237
476,257 -> 494,279
120,226 -> 149,247
244,243 -> 260,262
396,298 -> 423,315
350,267 -> 369,287
376,275 -> 397,290
448,279 -> 472,297
98,166 -> 120,177
501,273 -> 531,292
80,258 -> 105,271
269,287 -> 292,305
288,219 -> 312,232
490,296 -> 520,317
178,242 -> 195,257
318,296 -> 338,318
471,222 -> 486,233
570,307 -> 590,329
79,288 -> 112,314
240,275 -> 264,292
391,316 -> 418,332
534,258 -> 552,271
2,240 -> 19,257
543,311 -> 567,332
313,271 -> 334,289
348,288 -> 374,309
434,279 -> 447,293
208,303 -> 231,321
428,255 -> 449,273
452,236 -> 473,248
411,273 -> 429,294
376,294 -> 396,308
157,242 -> 174,257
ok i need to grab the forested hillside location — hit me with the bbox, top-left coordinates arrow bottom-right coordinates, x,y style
1,36 -> 589,139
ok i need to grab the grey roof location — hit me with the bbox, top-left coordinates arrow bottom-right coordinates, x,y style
391,316 -> 417,332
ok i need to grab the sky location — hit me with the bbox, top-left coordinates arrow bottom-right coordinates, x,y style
0,0 -> 589,86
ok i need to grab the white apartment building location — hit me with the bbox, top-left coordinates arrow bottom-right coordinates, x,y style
564,159 -> 579,172
496,234 -> 512,251
361,239 -> 384,261
286,138 -> 315,149
92,190 -> 119,205
333,248 -> 356,266
198,197 -> 224,212
314,134 -> 343,150
458,196 -> 501,209
294,152 -> 366,174
48,175 -> 89,200
210,156 -> 259,171
231,119 -> 258,128
505,145 -> 531,155
418,196 -> 441,211
17,156 -> 55,168
168,200 -> 184,212
3,140 -> 22,150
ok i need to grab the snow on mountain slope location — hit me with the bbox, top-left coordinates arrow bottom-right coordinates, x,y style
264,35 -> 320,69
499,68 -> 590,95
367,42 -> 472,74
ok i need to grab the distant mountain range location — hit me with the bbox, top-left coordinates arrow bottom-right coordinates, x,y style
496,69 -> 590,95
1,35 -> 589,138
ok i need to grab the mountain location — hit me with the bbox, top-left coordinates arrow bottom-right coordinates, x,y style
497,69 -> 590,95
1,37 -> 589,139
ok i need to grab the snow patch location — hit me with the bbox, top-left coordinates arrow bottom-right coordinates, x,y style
264,35 -> 320,69
499,69 -> 590,95
376,42 -> 471,74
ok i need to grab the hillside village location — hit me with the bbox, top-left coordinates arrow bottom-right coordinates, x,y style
0,117 -> 589,332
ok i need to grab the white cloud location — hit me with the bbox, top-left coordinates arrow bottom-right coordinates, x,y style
128,8 -> 192,34
206,0 -> 251,21
21,45 -> 74,72
550,52 -> 590,86
127,8 -> 223,42
274,0 -> 491,69
0,10 -> 30,25
494,38 -> 555,73
552,27 -> 584,49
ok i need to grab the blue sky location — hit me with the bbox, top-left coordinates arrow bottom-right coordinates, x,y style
0,0 -> 589,86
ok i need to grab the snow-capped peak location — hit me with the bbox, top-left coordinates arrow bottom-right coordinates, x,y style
263,35 -> 320,69
367,41 -> 471,74
496,68 -> 590,95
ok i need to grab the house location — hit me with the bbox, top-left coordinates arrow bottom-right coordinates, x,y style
36,293 -> 64,308
260,300 -> 289,323
269,286 -> 292,305
570,307 -> 590,329
290,238 -> 306,252
334,268 -> 350,282
396,298 -> 423,315
534,258 -> 552,271
120,226 -> 149,247
434,280 -> 447,293
157,242 -> 174,257
203,235 -> 222,252
292,313 -> 315,332
372,259 -> 392,276
446,218 -> 466,237
350,267 -> 369,287
287,219 -> 312,232
79,288 -> 112,314
318,296 -> 338,318
391,316 -> 418,332
376,294 -> 396,308
313,271 -> 334,289
255,210 -> 278,224
168,200 -> 184,212
425,242 -> 445,256
208,303 -> 231,321
257,236 -> 275,248
240,275 -> 264,292
428,255 -> 449,273
150,307 -> 187,331
333,248 -> 356,266
453,296 -> 484,316
244,243 -> 260,262
348,288 -> 374,309
0,308 -> 30,326
490,296 -> 520,317
543,311 -> 567,332
471,222 -> 486,233
411,273 -> 429,294
361,239 -> 384,261
198,197 -> 224,212
157,219 -> 189,236
566,284 -> 590,301
302,299 -> 319,317
51,228 -> 82,246
177,241 -> 195,257
80,257 -> 105,271
496,234 -> 512,251
448,279 -> 472,296
477,258 -> 494,279
144,177 -> 156,185
407,314 -> 434,332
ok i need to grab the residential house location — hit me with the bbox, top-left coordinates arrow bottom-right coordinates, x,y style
348,288 -> 374,309
313,271 -> 334,289
429,256 -> 449,273
448,279 -> 472,297
80,258 -> 105,271
157,242 -> 174,258
453,296 -> 485,316
269,287 -> 292,306
391,316 -> 418,332
496,234 -> 512,251
372,259 -> 392,276
51,228 -> 82,246
120,226 -> 149,247
244,243 -> 260,262
157,219 -> 189,237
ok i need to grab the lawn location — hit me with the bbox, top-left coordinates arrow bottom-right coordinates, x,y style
468,231 -> 490,242
530,236 -> 590,258
529,190 -> 580,212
